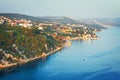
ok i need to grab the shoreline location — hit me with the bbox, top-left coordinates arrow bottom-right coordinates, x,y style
0,47 -> 63,70
70,37 -> 99,40
0,37 -> 98,71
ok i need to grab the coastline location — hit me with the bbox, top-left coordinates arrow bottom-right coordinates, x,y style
0,37 -> 98,71
70,37 -> 99,40
0,47 -> 63,71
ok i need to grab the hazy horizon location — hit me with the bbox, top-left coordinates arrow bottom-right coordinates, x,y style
0,0 -> 120,18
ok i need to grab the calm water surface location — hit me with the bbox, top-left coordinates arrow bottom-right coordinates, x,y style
0,27 -> 120,80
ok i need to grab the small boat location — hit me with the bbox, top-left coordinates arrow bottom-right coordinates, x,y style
82,58 -> 87,61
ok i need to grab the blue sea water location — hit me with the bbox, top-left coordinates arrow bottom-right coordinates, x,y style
0,27 -> 120,80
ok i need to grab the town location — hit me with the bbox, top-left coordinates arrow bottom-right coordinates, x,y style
0,16 -> 98,41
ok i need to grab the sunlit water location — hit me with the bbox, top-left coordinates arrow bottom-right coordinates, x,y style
0,27 -> 120,80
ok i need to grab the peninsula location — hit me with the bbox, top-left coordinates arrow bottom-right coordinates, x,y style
0,14 -> 101,70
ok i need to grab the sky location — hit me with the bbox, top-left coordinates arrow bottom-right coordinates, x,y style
0,0 -> 120,18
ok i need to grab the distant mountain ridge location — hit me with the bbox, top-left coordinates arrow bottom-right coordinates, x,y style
0,13 -> 80,24
0,13 -> 105,29
0,13 -> 48,23
96,18 -> 120,27
79,18 -> 120,28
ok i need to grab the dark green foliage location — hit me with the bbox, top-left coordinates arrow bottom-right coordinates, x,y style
0,24 -> 59,60
46,35 -> 58,51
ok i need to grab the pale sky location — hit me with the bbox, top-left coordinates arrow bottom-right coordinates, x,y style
0,0 -> 120,18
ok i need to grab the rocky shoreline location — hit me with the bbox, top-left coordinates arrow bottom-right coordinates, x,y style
0,47 -> 63,72
0,37 -> 98,74
70,37 -> 99,40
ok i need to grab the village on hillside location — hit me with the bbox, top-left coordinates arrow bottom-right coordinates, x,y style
0,16 -> 98,41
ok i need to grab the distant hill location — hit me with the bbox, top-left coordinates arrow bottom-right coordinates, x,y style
38,16 -> 81,24
0,13 -> 80,24
96,18 -> 120,27
79,18 -> 120,28
0,13 -> 47,23
0,13 -> 105,29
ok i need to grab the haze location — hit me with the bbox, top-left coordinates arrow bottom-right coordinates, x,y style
0,0 -> 120,18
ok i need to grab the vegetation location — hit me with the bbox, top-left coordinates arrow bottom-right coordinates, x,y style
0,24 -> 60,64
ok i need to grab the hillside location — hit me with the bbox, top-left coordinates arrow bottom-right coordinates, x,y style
96,18 -> 120,27
79,18 -> 120,28
0,13 -> 106,29
0,13 -> 80,24
0,24 -> 62,68
0,13 -> 46,23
